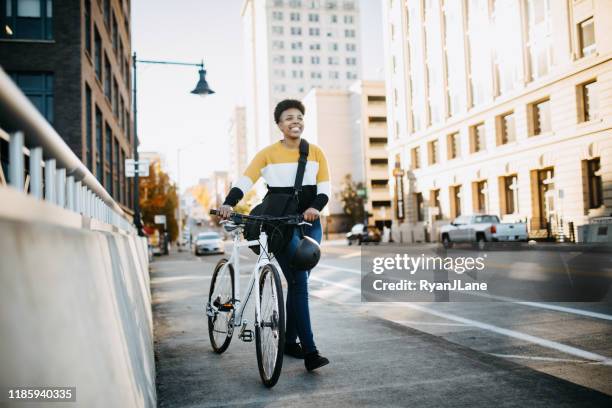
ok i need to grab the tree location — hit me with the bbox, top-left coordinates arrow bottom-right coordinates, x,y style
338,174 -> 366,225
139,163 -> 179,242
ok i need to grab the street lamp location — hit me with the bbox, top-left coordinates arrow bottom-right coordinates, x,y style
131,53 -> 215,236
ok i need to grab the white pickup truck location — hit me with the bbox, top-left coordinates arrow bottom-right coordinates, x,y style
439,214 -> 528,249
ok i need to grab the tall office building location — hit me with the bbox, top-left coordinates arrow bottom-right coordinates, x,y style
0,0 -> 134,211
382,0 -> 612,242
302,80 -> 391,232
241,0 -> 361,158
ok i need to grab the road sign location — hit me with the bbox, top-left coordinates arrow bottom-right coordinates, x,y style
125,159 -> 150,177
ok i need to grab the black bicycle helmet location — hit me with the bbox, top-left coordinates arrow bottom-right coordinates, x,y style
291,236 -> 321,271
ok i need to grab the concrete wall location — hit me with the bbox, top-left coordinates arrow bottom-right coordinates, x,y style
0,188 -> 154,407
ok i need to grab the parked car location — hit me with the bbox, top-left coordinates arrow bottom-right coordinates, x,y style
439,214 -> 528,249
194,232 -> 225,255
346,224 -> 382,245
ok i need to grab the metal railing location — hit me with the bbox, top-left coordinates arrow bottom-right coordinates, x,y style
0,67 -> 134,233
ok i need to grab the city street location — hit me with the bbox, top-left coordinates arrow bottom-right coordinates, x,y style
151,239 -> 612,407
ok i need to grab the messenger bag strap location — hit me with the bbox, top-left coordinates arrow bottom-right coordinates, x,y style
293,138 -> 309,195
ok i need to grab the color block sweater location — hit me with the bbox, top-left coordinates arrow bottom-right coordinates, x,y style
223,140 -> 331,213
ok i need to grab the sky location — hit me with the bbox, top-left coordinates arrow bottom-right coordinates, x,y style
132,0 -> 384,193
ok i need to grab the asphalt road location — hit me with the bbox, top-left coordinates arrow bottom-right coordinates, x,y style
151,239 -> 612,407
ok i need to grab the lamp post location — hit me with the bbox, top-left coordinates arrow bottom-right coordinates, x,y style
131,53 -> 214,236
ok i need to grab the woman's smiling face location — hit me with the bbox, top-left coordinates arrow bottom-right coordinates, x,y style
277,108 -> 304,140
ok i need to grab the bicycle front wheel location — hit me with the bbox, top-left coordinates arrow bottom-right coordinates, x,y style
207,258 -> 235,354
255,263 -> 285,387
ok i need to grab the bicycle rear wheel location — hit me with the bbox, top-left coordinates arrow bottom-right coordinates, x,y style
207,258 -> 235,354
255,263 -> 285,387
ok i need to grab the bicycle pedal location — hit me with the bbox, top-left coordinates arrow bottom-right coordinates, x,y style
239,329 -> 253,342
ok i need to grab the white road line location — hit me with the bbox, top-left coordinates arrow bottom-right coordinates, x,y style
308,275 -> 612,365
319,263 -> 612,322
392,320 -> 469,327
318,263 -> 361,274
490,354 -> 591,364
339,252 -> 362,259
469,292 -> 612,322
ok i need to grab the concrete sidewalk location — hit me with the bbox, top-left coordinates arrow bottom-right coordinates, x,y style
152,253 -> 612,407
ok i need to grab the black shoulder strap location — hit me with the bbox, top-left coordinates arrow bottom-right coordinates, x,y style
293,138 -> 309,194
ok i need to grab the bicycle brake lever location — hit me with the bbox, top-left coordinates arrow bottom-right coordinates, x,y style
298,221 -> 312,227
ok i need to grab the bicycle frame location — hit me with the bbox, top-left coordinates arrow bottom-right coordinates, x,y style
215,225 -> 274,332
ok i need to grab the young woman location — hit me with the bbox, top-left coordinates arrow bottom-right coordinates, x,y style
219,99 -> 330,372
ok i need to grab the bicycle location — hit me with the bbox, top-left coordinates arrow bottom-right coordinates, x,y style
205,209 -> 310,387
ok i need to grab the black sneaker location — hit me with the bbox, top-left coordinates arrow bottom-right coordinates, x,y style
284,342 -> 304,359
304,350 -> 329,371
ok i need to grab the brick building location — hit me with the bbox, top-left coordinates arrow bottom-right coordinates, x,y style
0,0 -> 134,211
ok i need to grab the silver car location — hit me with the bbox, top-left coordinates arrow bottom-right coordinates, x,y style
194,232 -> 224,256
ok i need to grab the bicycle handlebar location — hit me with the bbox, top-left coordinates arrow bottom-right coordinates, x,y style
210,209 -> 304,225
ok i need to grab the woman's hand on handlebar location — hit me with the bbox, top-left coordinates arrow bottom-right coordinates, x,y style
218,205 -> 233,220
303,207 -> 320,222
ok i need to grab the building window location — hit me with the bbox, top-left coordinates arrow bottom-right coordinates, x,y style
104,53 -> 112,100
584,158 -> 602,210
111,12 -> 118,53
291,41 -> 302,49
1,0 -> 53,40
112,78 -> 118,115
330,14 -> 337,23
492,0 -> 523,94
328,71 -> 339,79
346,57 -> 357,66
311,56 -> 320,64
309,27 -> 320,36
291,70 -> 304,78
443,0 -> 467,115
94,26 -> 102,80
578,17 -> 595,57
525,0 -> 552,80
113,139 -> 119,199
470,122 -> 486,153
85,85 -> 92,169
430,189 -> 442,220
530,98 -> 551,135
450,185 -> 462,218
346,71 -> 357,80
291,55 -> 303,64
9,72 -> 53,124
447,132 -> 460,160
289,0 -> 302,7
290,11 -> 300,21
579,80 -> 598,122
344,15 -> 354,24
497,111 -> 516,145
291,26 -> 302,35
411,146 -> 420,169
500,174 -> 518,215
105,123 -> 112,191
273,55 -> 285,64
466,0 -> 493,107
272,26 -> 283,35
310,71 -> 322,79
272,11 -> 283,21
95,106 -> 103,182
473,180 -> 488,213
415,192 -> 424,222
308,13 -> 319,22
273,69 -> 286,78
272,40 -> 284,49
346,43 -> 356,52
428,139 -> 438,165
344,29 -> 355,38
424,0 -> 444,125
309,43 -> 321,50
84,0 -> 91,53
328,56 -> 339,65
